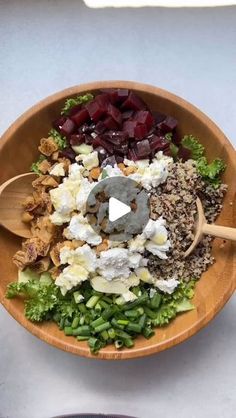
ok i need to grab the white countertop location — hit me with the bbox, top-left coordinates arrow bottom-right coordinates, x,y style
0,2 -> 235,418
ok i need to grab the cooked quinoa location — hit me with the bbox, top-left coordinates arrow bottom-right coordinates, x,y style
149,160 -> 227,281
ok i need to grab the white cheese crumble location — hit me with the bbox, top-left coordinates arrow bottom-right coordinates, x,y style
55,265 -> 89,296
60,244 -> 97,272
155,278 -> 179,294
50,163 -> 65,177
97,248 -> 144,281
76,151 -> 99,170
65,213 -> 102,246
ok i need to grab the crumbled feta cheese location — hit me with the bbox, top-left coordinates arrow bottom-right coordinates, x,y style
98,248 -> 143,281
66,214 -> 102,246
145,241 -> 170,259
128,235 -> 146,253
49,163 -> 65,177
49,187 -> 76,215
155,278 -> 179,294
50,211 -> 71,225
103,164 -> 124,177
55,265 -> 89,295
76,177 -> 94,213
77,151 -> 99,170
142,217 -> 171,259
60,244 -> 97,272
135,267 -> 154,284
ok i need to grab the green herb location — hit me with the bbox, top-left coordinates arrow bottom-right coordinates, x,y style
181,135 -> 204,160
30,155 -> 46,174
165,132 -> 173,141
196,157 -> 226,188
61,93 -> 94,115
48,128 -> 67,150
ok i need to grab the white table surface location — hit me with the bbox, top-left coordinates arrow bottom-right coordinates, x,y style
0,2 -> 235,418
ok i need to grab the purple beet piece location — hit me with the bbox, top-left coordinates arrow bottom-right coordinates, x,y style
121,91 -> 146,111
152,111 -> 166,124
95,120 -> 106,134
72,108 -> 90,127
116,143 -> 129,155
123,120 -> 138,138
70,133 -> 86,146
96,146 -> 108,164
128,147 -> 138,161
116,155 -> 124,164
60,118 -> 76,137
109,89 -> 130,104
101,155 -> 117,168
172,131 -> 181,144
178,146 -> 192,161
95,93 -> 110,111
69,104 -> 82,117
106,131 -> 128,145
134,110 -> 154,130
103,116 -> 119,131
134,124 -> 148,140
107,104 -> 122,125
59,147 -> 76,161
122,110 -> 134,120
92,136 -> 114,154
78,123 -> 96,134
159,115 -> 178,132
85,100 -> 106,122
134,139 -> 151,158
149,135 -> 169,152
52,116 -> 67,131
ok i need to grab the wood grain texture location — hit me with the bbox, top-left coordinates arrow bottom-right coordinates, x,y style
0,173 -> 37,238
0,81 -> 235,360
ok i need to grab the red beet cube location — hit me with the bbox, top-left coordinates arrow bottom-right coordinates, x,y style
103,116 -> 119,130
69,104 -> 82,117
53,116 -> 67,131
92,136 -> 114,154
71,108 -> 90,126
122,110 -> 134,120
134,124 -> 148,140
128,147 -> 138,161
149,135 -> 168,151
121,92 -> 146,111
70,134 -> 86,146
159,116 -> 178,132
107,104 -> 122,125
123,120 -> 138,138
134,111 -> 154,130
85,100 -> 106,122
60,118 -> 76,136
96,93 -> 110,111
95,120 -> 106,134
134,139 -> 151,158
109,89 -> 130,104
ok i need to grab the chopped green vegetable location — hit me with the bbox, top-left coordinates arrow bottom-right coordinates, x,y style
165,132 -> 173,141
30,155 -> 46,174
196,157 -> 226,188
61,93 -> 94,115
48,128 -> 67,150
181,135 -> 204,160
101,169 -> 109,179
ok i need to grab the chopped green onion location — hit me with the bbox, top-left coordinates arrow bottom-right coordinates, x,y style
100,330 -> 109,341
127,322 -> 142,333
123,294 -> 149,310
91,316 -> 106,328
94,321 -> 111,333
99,300 -> 109,309
143,306 -> 158,319
111,318 -> 125,330
72,325 -> 91,336
77,335 -> 90,341
124,309 -> 140,319
115,340 -> 124,349
78,303 -> 87,314
143,327 -> 155,339
124,338 -> 134,348
138,314 -> 147,329
86,295 -> 101,309
102,296 -> 113,304
64,326 -> 73,336
117,319 -> 129,326
71,316 -> 80,329
114,329 -> 132,340
150,293 -> 162,309
73,291 -> 84,304
102,305 -> 117,321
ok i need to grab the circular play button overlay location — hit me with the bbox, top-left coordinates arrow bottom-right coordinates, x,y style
86,176 -> 150,241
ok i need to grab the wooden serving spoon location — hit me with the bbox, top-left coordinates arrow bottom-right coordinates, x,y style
0,173 -> 37,238
184,197 -> 236,258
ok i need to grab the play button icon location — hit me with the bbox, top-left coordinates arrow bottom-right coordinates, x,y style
108,197 -> 131,222
86,176 -> 150,241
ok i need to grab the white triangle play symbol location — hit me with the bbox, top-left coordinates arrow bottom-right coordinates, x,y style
108,197 -> 131,222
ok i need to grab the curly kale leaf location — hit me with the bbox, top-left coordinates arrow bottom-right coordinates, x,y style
48,128 -> 67,150
181,135 -> 205,160
196,157 -> 226,188
61,93 -> 94,115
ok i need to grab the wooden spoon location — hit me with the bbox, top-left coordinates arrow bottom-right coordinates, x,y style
184,197 -> 236,258
0,173 -> 37,238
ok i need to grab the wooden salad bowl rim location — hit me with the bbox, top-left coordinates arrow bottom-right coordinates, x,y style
0,81 -> 235,360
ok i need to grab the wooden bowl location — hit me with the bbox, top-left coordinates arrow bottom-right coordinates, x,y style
0,81 -> 235,360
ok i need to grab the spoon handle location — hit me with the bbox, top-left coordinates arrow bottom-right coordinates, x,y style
202,223 -> 236,241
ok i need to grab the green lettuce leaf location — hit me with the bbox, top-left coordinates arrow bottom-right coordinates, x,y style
181,135 -> 205,160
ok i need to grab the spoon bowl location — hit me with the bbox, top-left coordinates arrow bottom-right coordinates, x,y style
0,172 -> 37,238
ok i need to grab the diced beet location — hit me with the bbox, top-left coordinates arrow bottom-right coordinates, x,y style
70,134 -> 86,146
92,136 -> 114,154
95,93 -> 110,111
96,146 -> 108,164
122,110 -> 134,120
128,147 -> 138,161
123,120 -> 138,138
163,148 -> 172,157
71,108 -> 90,127
95,121 -> 106,134
134,110 -> 154,130
152,111 -> 166,124
172,131 -> 181,144
121,91 -> 146,111
105,131 -> 128,145
134,139 -> 151,158
53,116 -> 67,131
69,104 -> 82,117
108,89 -> 130,104
149,135 -> 169,152
178,146 -> 192,161
101,155 -> 117,168
78,123 -> 95,134
60,118 -> 76,137
134,124 -> 148,140
116,143 -> 129,155
59,148 -> 76,161
107,104 -> 122,125
116,155 -> 124,164
103,116 -> 118,130
159,115 -> 178,132
85,100 -> 106,122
